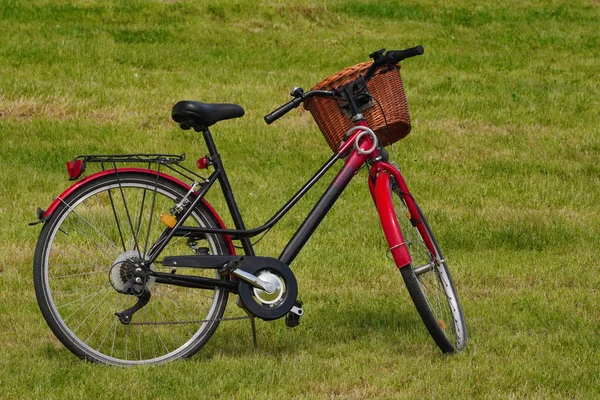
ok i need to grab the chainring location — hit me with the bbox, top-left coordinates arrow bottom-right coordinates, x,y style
237,261 -> 297,321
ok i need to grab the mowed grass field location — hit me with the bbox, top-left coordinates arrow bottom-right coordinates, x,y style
1,0 -> 599,398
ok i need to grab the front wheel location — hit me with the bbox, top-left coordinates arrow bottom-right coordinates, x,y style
389,178 -> 468,353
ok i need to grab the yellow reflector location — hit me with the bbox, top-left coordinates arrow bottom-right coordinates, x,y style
160,213 -> 177,228
437,319 -> 447,330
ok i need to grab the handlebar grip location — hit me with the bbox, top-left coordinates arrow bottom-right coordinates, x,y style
264,98 -> 302,124
385,45 -> 424,65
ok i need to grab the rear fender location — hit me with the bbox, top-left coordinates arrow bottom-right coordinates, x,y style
38,168 -> 235,254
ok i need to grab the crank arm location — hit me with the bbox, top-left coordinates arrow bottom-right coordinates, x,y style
231,268 -> 276,294
218,257 -> 275,294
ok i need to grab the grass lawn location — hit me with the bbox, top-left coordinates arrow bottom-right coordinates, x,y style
1,0 -> 599,398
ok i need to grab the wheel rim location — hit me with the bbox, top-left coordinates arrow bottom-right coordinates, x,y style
40,178 -> 227,365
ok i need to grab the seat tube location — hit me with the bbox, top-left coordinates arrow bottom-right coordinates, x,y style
202,128 -> 255,256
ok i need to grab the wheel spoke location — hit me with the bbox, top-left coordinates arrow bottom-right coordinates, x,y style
56,286 -> 112,309
58,198 -> 122,257
97,313 -> 118,353
106,188 -> 128,252
52,270 -> 107,280
114,180 -> 143,258
86,307 -> 116,344
62,286 -> 112,323
142,180 -> 161,257
72,289 -> 113,334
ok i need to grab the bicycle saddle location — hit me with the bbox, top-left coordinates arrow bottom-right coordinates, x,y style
172,101 -> 245,130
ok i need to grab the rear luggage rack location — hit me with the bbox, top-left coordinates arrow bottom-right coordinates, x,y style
75,153 -> 186,165
66,153 -> 207,183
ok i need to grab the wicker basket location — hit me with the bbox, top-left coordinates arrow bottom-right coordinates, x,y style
304,61 -> 411,152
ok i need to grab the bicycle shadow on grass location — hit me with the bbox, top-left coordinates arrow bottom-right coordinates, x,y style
198,298 -> 426,359
33,303 -> 435,364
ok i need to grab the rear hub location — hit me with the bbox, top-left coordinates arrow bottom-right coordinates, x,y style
109,251 -> 155,295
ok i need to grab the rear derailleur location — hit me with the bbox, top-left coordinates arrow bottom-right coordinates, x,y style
109,255 -> 153,325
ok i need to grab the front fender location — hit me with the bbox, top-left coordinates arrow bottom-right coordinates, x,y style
38,168 -> 235,254
370,172 -> 411,268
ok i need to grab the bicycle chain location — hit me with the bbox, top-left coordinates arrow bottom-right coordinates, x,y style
129,315 -> 252,326
130,314 -> 259,349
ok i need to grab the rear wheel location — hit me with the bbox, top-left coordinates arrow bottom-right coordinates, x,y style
33,172 -> 232,366
390,179 -> 467,353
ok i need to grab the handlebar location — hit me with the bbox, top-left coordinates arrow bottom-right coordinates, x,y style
361,45 -> 424,89
264,96 -> 304,125
264,89 -> 336,125
381,45 -> 425,67
264,45 -> 424,124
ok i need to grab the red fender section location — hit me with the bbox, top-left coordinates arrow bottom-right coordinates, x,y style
42,168 -> 235,254
373,173 -> 411,268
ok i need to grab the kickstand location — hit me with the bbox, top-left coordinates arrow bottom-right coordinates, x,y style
237,297 -> 258,349
250,317 -> 258,349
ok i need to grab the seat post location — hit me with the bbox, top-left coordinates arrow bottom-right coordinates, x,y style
201,127 -> 219,160
201,128 -> 255,256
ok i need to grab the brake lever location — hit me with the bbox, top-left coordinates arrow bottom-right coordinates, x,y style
369,48 -> 386,62
381,64 -> 396,73
290,87 -> 305,99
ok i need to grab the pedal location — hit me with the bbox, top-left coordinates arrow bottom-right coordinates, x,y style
285,300 -> 304,328
219,256 -> 245,276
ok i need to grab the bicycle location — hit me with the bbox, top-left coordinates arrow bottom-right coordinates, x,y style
31,45 -> 467,366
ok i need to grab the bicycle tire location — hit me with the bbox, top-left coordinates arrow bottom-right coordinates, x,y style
33,172 -> 232,366
390,179 -> 468,353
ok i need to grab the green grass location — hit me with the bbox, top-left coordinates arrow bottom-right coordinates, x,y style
1,0 -> 599,398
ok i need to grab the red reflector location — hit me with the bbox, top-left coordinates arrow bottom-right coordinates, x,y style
196,157 -> 209,169
66,159 -> 85,180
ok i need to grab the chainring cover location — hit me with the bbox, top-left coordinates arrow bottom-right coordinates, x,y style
237,258 -> 297,321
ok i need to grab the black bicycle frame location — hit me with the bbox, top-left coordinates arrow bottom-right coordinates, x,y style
145,126 -> 368,267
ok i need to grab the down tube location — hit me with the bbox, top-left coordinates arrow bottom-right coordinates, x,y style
279,152 -> 367,266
